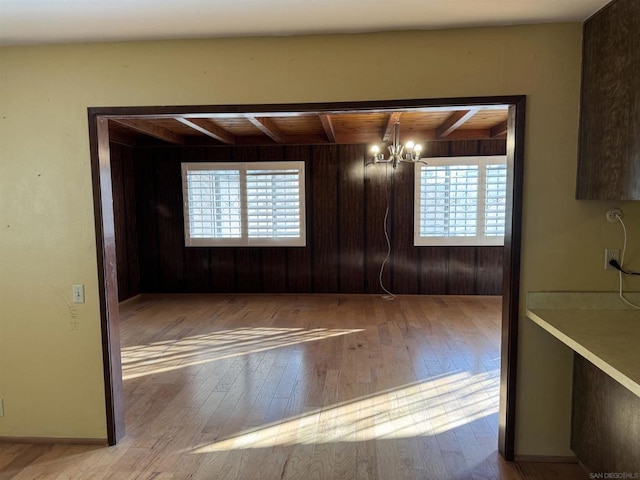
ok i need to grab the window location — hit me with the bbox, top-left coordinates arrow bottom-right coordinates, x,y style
182,161 -> 306,247
414,156 -> 507,246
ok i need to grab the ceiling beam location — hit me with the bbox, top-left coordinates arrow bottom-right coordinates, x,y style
246,116 -> 286,143
440,128 -> 492,141
490,119 -> 508,138
382,112 -> 402,142
111,118 -> 184,144
436,109 -> 479,139
319,114 -> 337,143
177,118 -> 235,144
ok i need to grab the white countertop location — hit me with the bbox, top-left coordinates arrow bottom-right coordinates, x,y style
526,307 -> 640,397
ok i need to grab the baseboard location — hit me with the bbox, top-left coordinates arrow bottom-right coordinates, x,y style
0,436 -> 107,446
514,455 -> 579,463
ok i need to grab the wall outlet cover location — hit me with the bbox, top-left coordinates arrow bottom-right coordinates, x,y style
605,248 -> 620,270
606,208 -> 623,223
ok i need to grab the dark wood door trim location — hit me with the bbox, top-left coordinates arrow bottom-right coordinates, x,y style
88,114 -> 126,445
498,97 -> 526,460
88,96 -> 525,457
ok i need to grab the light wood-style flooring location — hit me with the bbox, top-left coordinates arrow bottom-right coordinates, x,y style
1,294 -> 587,479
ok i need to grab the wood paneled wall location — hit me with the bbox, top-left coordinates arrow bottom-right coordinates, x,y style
111,139 -> 506,300
110,143 -> 141,301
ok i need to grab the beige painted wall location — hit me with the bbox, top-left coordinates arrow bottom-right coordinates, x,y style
1,25 -> 638,453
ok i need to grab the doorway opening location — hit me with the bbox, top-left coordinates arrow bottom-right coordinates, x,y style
88,96 -> 525,460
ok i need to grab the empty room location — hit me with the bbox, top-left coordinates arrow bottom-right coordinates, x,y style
101,100 -> 514,478
1,0 -> 639,479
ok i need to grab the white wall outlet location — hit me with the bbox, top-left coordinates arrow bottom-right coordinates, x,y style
72,284 -> 85,304
605,249 -> 620,270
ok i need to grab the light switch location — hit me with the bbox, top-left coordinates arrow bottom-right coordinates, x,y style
72,284 -> 85,304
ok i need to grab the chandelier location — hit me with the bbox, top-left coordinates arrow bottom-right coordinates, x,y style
370,119 -> 422,169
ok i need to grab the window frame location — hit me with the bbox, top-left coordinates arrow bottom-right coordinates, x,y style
414,155 -> 507,247
181,161 -> 306,247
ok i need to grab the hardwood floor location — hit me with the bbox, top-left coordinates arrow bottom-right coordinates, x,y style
0,294 -> 588,480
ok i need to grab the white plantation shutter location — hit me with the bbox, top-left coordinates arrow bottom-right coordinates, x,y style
414,157 -> 506,246
484,164 -> 507,237
246,169 -> 301,239
185,169 -> 242,239
419,165 -> 478,237
182,162 -> 305,247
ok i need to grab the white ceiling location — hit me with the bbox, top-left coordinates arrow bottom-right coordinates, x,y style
0,0 -> 610,46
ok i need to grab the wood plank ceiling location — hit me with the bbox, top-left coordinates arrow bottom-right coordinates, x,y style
108,106 -> 508,147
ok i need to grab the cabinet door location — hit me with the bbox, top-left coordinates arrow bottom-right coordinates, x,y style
571,354 -> 640,472
576,0 -> 640,200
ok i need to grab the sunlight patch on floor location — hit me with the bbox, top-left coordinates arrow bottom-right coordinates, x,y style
191,370 -> 498,452
121,327 -> 364,380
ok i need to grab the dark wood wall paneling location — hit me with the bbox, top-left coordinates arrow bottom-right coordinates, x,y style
109,142 -> 141,301
113,139 -> 506,300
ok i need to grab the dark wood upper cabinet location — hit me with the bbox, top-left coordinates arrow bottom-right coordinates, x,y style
576,0 -> 640,200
